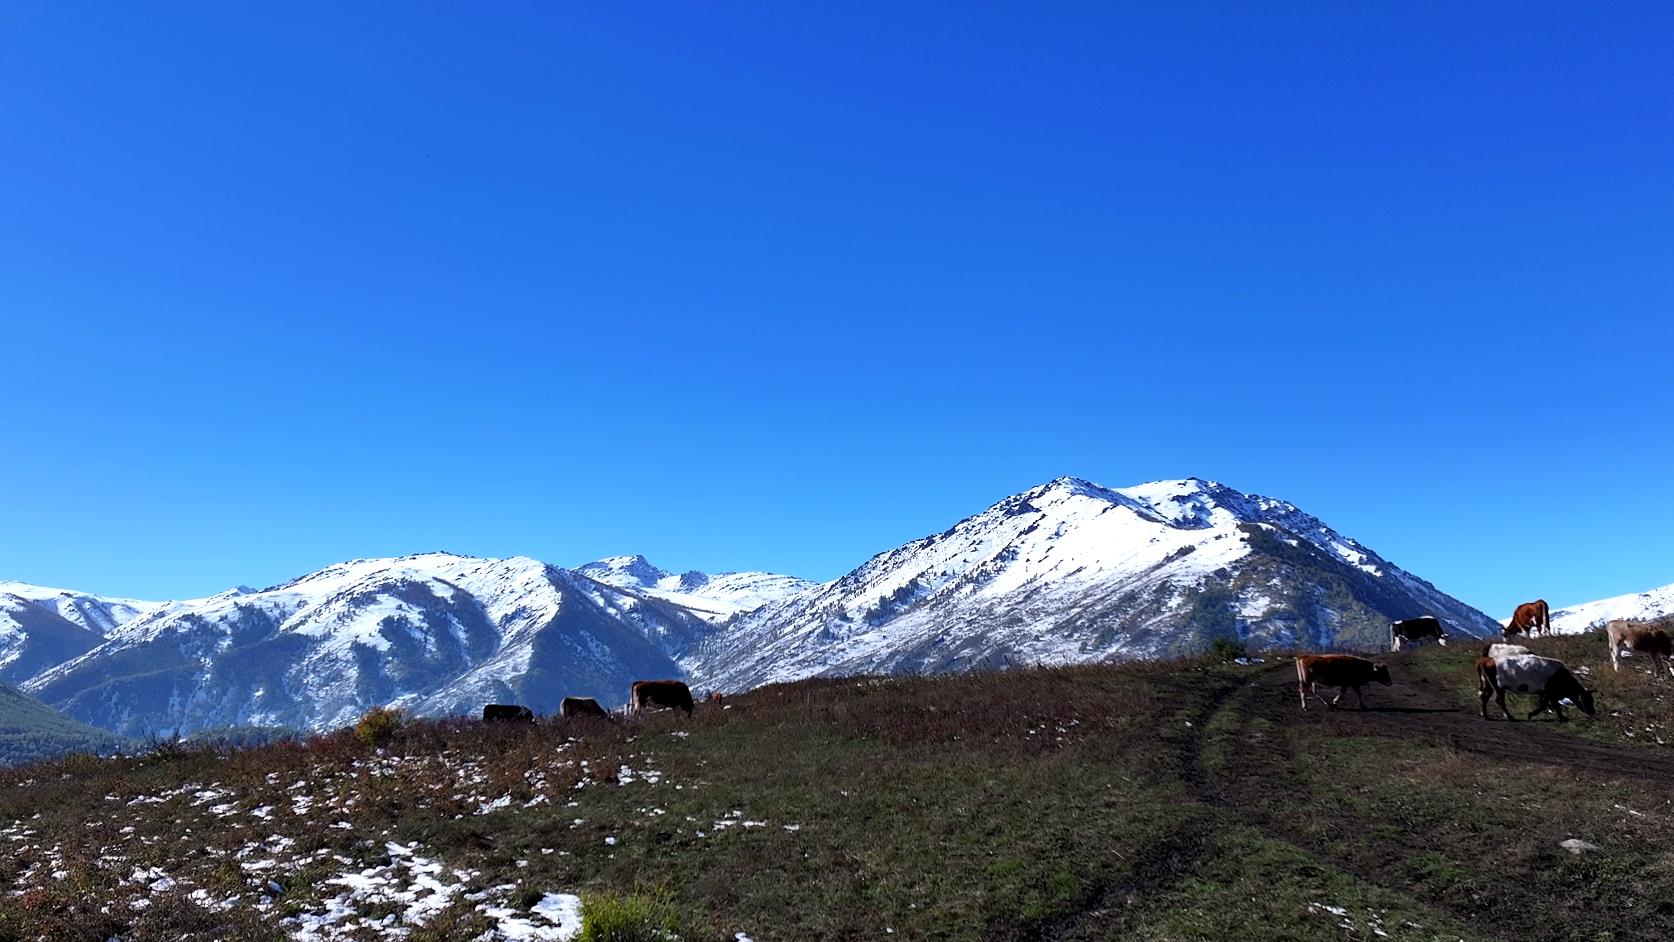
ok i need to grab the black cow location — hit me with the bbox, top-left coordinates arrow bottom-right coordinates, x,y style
629,680 -> 694,716
482,703 -> 534,723
1390,616 -> 1447,652
560,696 -> 610,718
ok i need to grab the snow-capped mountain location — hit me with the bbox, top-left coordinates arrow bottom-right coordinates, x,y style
0,582 -> 160,685
682,477 -> 1501,691
576,555 -> 817,622
23,554 -> 716,737
1549,581 -> 1674,633
2,476 -> 1510,737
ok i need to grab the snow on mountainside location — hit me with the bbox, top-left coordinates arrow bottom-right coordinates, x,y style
683,477 -> 1501,691
0,582 -> 160,685
576,555 -> 817,621
1550,581 -> 1674,633
23,553 -> 714,737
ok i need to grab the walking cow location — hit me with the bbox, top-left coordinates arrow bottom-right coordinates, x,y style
1390,616 -> 1447,651
1295,655 -> 1392,711
1477,653 -> 1595,721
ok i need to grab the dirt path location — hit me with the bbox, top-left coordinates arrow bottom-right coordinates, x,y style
1177,662 -> 1674,942
1235,663 -> 1674,781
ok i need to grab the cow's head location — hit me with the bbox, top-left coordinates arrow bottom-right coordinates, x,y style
1576,688 -> 1597,716
1373,664 -> 1393,686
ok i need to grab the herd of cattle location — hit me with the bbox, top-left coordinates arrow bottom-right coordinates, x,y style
1297,597 -> 1674,721
481,679 -> 709,724
475,599 -> 1674,727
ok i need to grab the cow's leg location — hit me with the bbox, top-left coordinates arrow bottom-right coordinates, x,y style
1298,679 -> 1309,711
1330,686 -> 1345,708
1612,643 -> 1622,672
1528,694 -> 1550,720
1478,680 -> 1491,719
1497,687 -> 1514,721
1354,685 -> 1367,710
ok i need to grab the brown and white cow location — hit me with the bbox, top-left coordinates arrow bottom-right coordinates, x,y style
560,696 -> 610,718
1605,620 -> 1674,678
1390,616 -> 1447,651
1505,599 -> 1551,638
1477,653 -> 1595,721
629,680 -> 694,716
1295,655 -> 1392,711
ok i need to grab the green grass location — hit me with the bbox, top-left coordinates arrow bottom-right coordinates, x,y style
2,649 -> 1672,940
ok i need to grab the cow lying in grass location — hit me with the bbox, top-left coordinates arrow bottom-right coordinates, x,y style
1477,653 -> 1595,722
1295,655 -> 1391,711
1605,620 -> 1674,679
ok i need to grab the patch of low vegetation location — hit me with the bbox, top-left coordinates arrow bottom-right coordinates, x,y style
1,645 -> 1671,940
352,705 -> 403,747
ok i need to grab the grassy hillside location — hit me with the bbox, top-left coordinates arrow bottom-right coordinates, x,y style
0,682 -> 129,768
2,632 -> 1672,941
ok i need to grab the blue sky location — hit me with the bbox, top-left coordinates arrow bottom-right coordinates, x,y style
1,2 -> 1669,617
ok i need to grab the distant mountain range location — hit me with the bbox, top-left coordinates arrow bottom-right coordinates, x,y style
6,475 -> 1631,744
1549,581 -> 1674,633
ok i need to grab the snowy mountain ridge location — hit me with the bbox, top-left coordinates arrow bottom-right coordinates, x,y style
681,476 -> 1502,691
0,475 -> 1564,738
1549,581 -> 1674,633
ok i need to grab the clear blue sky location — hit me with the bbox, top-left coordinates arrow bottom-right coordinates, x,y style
2,2 -> 1669,617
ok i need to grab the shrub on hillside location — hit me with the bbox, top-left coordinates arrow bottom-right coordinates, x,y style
1207,636 -> 1247,661
354,706 -> 403,747
579,892 -> 681,941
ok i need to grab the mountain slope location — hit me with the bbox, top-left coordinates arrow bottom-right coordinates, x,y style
1550,581 -> 1674,633
576,555 -> 817,621
684,477 -> 1500,691
23,554 -> 714,737
0,681 -> 129,766
0,583 -> 158,685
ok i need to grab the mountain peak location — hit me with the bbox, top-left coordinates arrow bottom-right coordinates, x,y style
577,555 -> 671,587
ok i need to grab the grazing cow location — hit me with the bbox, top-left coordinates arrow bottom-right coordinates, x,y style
1605,620 -> 1674,678
1390,616 -> 1447,651
1477,653 -> 1595,721
560,696 -> 610,718
705,691 -> 726,705
482,704 -> 534,723
1505,599 -> 1551,638
629,680 -> 694,716
1295,655 -> 1393,711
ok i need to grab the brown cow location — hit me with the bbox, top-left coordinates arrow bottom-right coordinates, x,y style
1605,620 -> 1674,678
1505,599 -> 1551,638
560,696 -> 610,718
1295,655 -> 1392,711
629,680 -> 694,716
1477,653 -> 1595,721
